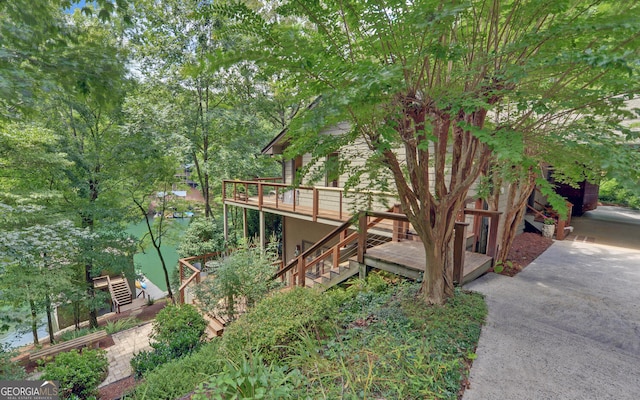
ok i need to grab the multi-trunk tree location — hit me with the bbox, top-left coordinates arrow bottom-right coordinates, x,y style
211,0 -> 640,304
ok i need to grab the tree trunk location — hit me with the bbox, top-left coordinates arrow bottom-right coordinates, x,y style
74,301 -> 80,330
85,261 -> 99,328
487,167 -> 537,264
45,294 -> 55,345
137,193 -> 175,303
29,299 -> 39,346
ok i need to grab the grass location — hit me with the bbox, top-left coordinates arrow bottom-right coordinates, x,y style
104,317 -> 141,335
128,274 -> 487,400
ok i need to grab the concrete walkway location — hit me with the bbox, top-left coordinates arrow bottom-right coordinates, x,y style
464,240 -> 640,399
566,206 -> 640,250
99,322 -> 153,387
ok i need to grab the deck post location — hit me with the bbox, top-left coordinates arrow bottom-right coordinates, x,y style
392,205 -> 401,241
223,204 -> 228,241
333,247 -> 339,269
556,219 -> 566,240
242,208 -> 248,239
312,187 -> 319,222
179,262 -> 185,304
259,210 -> 266,249
486,214 -> 500,259
357,211 -> 368,264
258,183 -> 263,210
297,255 -> 305,287
453,222 -> 469,285
359,262 -> 368,279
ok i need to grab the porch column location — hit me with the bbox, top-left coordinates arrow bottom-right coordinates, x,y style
242,208 -> 248,239
223,203 -> 228,241
259,210 -> 266,249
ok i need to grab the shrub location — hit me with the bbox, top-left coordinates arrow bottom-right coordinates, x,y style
0,344 -> 25,380
599,178 -> 640,209
194,240 -> 281,321
220,286 -> 347,363
57,327 -> 95,343
130,343 -> 173,379
131,304 -> 207,379
192,354 -> 304,400
152,303 -> 207,355
129,340 -> 225,400
41,348 -> 108,399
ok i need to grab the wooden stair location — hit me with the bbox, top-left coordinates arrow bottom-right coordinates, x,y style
192,297 -> 247,338
107,276 -> 132,313
304,261 -> 360,291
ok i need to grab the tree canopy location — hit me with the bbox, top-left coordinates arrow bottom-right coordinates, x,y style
208,0 -> 640,304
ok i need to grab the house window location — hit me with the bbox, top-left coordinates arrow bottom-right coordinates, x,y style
290,155 -> 303,184
325,152 -> 339,187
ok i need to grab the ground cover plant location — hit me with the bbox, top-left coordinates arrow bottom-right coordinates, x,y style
128,274 -> 486,399
41,348 -> 108,399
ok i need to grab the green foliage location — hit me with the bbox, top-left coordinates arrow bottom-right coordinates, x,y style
221,287 -> 345,364
194,240 -> 282,321
127,279 -> 487,400
58,327 -> 97,343
178,217 -> 227,258
130,343 -> 174,379
286,285 -> 486,399
599,178 -> 640,209
128,341 -> 225,400
0,344 -> 26,380
104,317 -> 140,335
41,348 -> 108,400
492,260 -> 513,275
131,304 -> 207,379
152,304 -> 207,355
192,354 -> 304,400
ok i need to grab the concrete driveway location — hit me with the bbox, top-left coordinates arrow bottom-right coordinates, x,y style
464,207 -> 640,400
567,206 -> 640,250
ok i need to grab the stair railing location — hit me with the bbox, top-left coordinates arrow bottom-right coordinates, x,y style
178,251 -> 228,304
273,208 -> 406,287
275,207 -> 499,288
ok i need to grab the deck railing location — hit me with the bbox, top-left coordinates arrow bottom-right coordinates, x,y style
273,207 -> 500,288
178,252 -> 228,304
222,179 -> 397,222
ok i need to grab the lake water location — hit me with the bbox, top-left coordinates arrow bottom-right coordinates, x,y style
127,217 -> 190,291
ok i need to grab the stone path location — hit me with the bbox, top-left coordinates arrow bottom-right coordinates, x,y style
99,322 -> 153,387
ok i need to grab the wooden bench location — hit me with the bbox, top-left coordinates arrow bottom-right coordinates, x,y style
29,330 -> 108,362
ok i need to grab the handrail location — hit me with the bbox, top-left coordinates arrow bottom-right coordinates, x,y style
272,206 -> 501,288
272,207 -> 406,286
178,251 -> 227,304
223,179 -> 400,222
272,216 -> 357,281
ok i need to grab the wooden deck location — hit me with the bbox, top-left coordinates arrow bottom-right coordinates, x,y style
226,195 -> 353,223
363,240 -> 493,284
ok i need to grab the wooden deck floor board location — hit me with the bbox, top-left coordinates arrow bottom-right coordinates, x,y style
364,240 -> 492,281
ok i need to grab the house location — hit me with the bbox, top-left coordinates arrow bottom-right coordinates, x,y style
219,124 -> 501,290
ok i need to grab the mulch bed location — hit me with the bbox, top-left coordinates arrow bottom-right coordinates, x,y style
497,232 -> 554,276
99,376 -> 137,400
